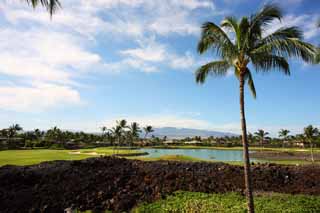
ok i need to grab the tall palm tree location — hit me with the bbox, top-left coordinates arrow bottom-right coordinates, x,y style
143,125 -> 154,139
129,122 -> 141,146
116,119 -> 128,146
25,0 -> 61,16
254,129 -> 269,150
304,125 -> 319,162
100,126 -> 107,141
279,129 -> 290,148
195,4 -> 316,212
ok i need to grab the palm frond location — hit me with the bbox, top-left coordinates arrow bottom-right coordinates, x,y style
198,22 -> 237,60
245,69 -> 256,98
262,27 -> 304,43
250,3 -> 282,28
195,61 -> 231,84
251,54 -> 290,75
252,38 -> 316,63
249,3 -> 282,41
238,17 -> 250,50
221,16 -> 240,45
26,0 -> 61,16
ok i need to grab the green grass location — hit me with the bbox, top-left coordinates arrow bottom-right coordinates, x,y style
0,147 -> 143,166
133,191 -> 320,213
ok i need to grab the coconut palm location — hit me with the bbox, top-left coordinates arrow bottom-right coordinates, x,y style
116,119 -> 129,145
143,125 -> 154,139
304,125 -> 319,162
195,4 -> 316,212
8,124 -> 23,137
254,129 -> 269,150
25,0 -> 61,16
100,126 -> 108,141
128,122 -> 141,146
278,129 -> 290,148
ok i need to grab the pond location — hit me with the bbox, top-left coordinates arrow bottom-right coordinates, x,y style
140,148 -> 256,162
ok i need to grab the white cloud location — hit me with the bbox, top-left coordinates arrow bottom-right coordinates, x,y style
0,28 -> 101,84
149,11 -> 200,36
265,14 -> 320,40
169,51 -> 196,69
0,82 -> 82,112
120,38 -> 166,62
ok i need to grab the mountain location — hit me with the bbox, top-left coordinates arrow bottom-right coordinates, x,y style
149,127 -> 238,139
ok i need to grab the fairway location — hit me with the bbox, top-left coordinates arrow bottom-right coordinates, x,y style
0,148 -> 142,166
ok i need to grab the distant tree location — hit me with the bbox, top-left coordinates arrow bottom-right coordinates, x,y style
278,129 -> 290,148
254,129 -> 269,150
128,122 -> 141,146
8,124 -> 23,138
25,0 -> 61,16
101,126 -> 108,141
116,119 -> 129,145
143,125 -> 154,139
304,125 -> 319,162
247,132 -> 254,144
111,126 -> 122,146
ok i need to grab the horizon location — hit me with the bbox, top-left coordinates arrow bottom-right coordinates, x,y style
1,0 -> 320,137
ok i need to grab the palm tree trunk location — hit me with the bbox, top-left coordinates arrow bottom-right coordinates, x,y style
240,75 -> 255,213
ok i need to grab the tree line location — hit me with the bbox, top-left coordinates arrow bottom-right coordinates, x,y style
0,120 -> 155,149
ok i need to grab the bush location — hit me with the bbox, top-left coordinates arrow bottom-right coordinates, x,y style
133,191 -> 320,213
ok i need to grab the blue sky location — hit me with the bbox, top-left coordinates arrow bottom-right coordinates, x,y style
0,0 -> 319,136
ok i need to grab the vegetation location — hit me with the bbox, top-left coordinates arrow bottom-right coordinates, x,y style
195,3 -> 316,212
133,191 -> 320,213
0,148 -> 143,166
304,125 -> 319,162
279,129 -> 290,148
254,129 -> 270,150
25,0 -> 61,16
0,120 -> 155,150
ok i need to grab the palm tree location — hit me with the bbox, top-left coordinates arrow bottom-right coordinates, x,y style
116,119 -> 128,146
254,129 -> 269,150
129,122 -> 141,146
25,0 -> 61,16
8,124 -> 23,138
195,4 -> 316,212
143,125 -> 154,139
304,125 -> 319,162
278,129 -> 290,148
100,126 -> 108,141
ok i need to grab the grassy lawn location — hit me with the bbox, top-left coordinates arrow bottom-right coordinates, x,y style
133,191 -> 320,213
0,147 -> 142,166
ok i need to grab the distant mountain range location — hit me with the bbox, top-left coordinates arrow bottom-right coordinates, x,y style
149,127 -> 238,139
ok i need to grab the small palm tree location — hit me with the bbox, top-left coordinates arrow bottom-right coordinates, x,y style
254,129 -> 269,150
195,4 -> 316,212
100,126 -> 107,141
278,129 -> 290,148
143,125 -> 154,139
304,125 -> 319,162
25,0 -> 61,16
129,122 -> 141,146
8,124 -> 23,138
116,119 -> 129,146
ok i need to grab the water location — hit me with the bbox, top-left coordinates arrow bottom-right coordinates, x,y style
140,148 -> 256,162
